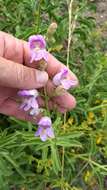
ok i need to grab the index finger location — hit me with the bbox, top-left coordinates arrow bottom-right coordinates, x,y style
23,41 -> 78,83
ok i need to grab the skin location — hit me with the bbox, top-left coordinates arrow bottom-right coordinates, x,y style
0,31 -> 78,122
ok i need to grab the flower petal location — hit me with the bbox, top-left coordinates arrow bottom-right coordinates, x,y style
18,89 -> 39,97
61,79 -> 77,90
46,127 -> 55,138
23,103 -> 31,111
30,51 -> 36,63
18,90 -> 30,96
60,68 -> 68,78
53,72 -> 62,86
30,97 -> 39,109
22,97 -> 33,111
30,49 -> 48,62
53,68 -> 68,86
28,35 -> 46,49
38,116 -> 52,128
35,126 -> 43,136
20,102 -> 27,109
40,132 -> 47,141
30,108 -> 40,116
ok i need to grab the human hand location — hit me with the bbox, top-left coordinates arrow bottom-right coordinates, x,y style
0,31 -> 78,122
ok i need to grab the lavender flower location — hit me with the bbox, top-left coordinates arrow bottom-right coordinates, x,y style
28,35 -> 48,63
53,68 -> 77,90
35,116 -> 55,141
18,89 -> 39,98
18,89 -> 40,116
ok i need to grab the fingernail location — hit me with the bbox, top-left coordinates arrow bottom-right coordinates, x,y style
36,70 -> 48,87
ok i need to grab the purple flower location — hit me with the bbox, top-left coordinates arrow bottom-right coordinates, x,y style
53,68 -> 77,90
18,89 -> 40,116
29,35 -> 46,49
18,89 -> 39,98
38,116 -> 52,128
20,96 -> 40,116
35,116 -> 55,141
28,35 -> 48,63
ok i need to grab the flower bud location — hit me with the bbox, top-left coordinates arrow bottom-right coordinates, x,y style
47,22 -> 57,37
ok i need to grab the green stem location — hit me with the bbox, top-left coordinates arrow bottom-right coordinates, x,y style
61,113 -> 66,190
71,153 -> 107,172
36,0 -> 41,33
44,87 -> 50,116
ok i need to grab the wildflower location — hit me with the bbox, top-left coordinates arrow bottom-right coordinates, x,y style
96,136 -> 102,145
84,170 -> 92,183
28,35 -> 48,63
87,112 -> 96,125
18,89 -> 40,116
18,89 -> 39,97
67,117 -> 74,125
88,112 -> 94,119
35,116 -> 55,141
53,68 -> 77,90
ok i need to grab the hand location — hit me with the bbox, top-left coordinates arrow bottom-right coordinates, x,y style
0,31 -> 78,122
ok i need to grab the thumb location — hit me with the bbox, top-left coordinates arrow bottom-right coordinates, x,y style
0,57 -> 48,89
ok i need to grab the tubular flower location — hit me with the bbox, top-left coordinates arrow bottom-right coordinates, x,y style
18,89 -> 40,116
53,68 -> 77,90
35,116 -> 55,141
18,89 -> 39,97
28,35 -> 48,63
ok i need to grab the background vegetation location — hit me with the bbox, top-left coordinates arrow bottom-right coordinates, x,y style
0,0 -> 107,189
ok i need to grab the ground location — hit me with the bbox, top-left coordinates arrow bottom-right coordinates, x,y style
96,0 -> 107,26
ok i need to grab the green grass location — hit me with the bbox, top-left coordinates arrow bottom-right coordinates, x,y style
0,0 -> 107,189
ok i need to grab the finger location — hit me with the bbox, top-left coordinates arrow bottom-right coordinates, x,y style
23,41 -> 78,83
46,53 -> 78,82
0,98 -> 41,123
52,93 -> 76,111
1,32 -> 78,84
36,97 -> 68,113
0,56 -> 48,89
0,31 -> 23,63
45,80 -> 76,110
47,100 -> 67,113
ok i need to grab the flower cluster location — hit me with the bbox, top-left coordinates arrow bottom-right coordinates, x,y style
18,34 -> 77,142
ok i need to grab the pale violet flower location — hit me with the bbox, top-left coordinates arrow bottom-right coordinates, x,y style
20,97 -> 40,115
53,68 -> 77,90
28,35 -> 48,63
18,89 -> 40,116
18,89 -> 39,98
35,116 -> 55,141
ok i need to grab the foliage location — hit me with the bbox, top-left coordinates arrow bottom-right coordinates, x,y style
0,0 -> 107,189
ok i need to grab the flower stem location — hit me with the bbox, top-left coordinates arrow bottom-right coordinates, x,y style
44,87 -> 50,116
61,113 -> 66,190
66,0 -> 78,68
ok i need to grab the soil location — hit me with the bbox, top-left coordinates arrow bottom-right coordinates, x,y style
95,0 -> 107,26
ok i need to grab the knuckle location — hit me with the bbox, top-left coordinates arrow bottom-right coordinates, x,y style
15,64 -> 25,87
15,64 -> 35,88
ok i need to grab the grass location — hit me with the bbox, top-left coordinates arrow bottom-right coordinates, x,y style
0,0 -> 107,189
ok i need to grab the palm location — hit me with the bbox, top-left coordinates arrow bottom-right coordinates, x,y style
0,32 -> 77,121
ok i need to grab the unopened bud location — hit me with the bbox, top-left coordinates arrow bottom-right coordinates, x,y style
47,22 -> 57,36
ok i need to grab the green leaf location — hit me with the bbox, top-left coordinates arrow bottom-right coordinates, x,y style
1,152 -> 25,179
50,143 -> 61,174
